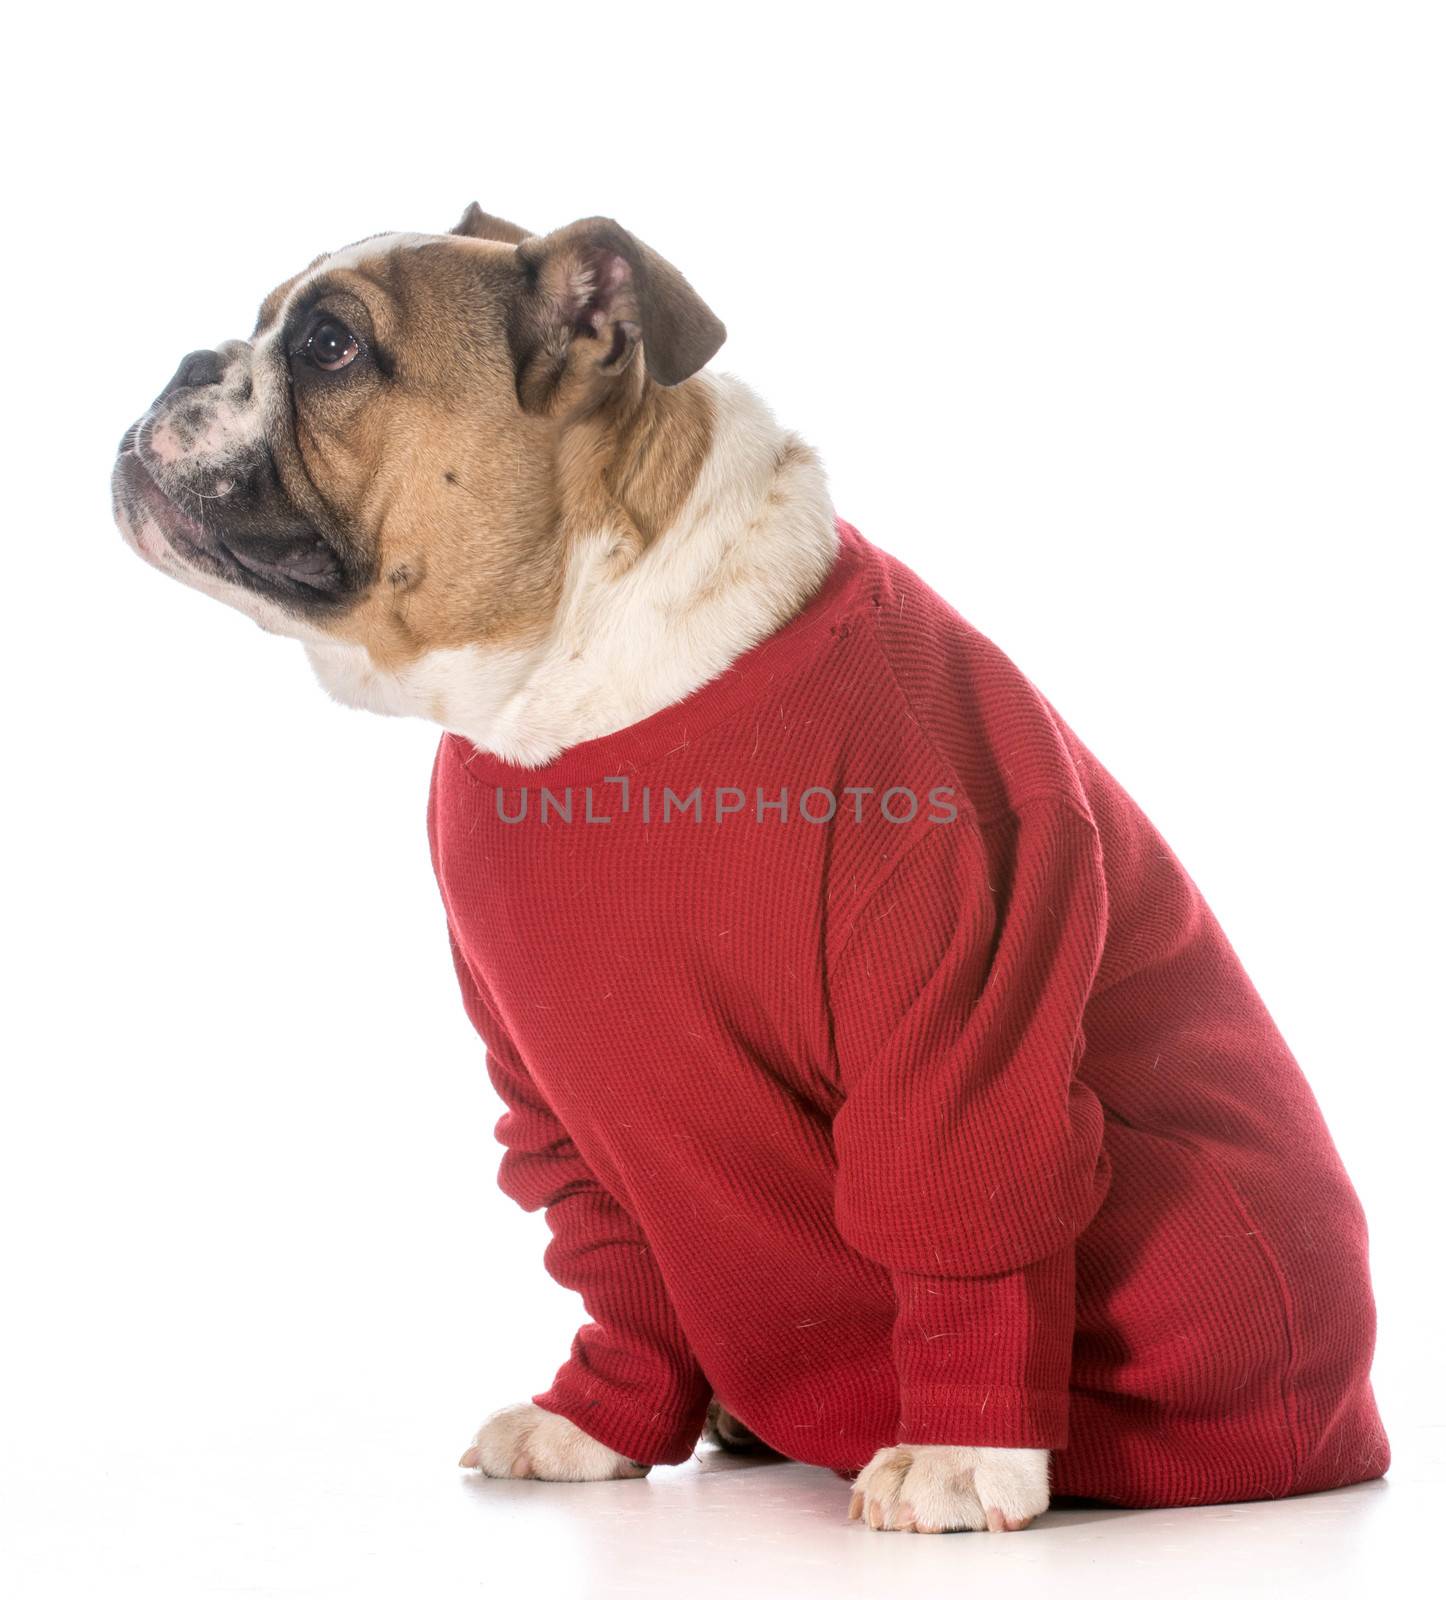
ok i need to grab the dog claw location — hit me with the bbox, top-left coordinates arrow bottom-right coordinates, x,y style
853,1444 -> 1048,1535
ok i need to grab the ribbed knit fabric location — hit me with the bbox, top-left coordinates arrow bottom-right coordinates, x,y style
428,519 -> 1389,1506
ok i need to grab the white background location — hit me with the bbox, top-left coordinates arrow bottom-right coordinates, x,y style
2,3 -> 1441,1595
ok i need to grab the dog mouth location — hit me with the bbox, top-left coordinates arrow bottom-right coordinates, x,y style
113,433 -> 351,606
114,446 -> 212,563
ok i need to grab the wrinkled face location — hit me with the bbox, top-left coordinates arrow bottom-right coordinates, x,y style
113,231 -> 566,664
113,212 -> 725,671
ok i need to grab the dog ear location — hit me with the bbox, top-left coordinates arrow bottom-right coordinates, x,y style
451,202 -> 532,244
509,216 -> 725,413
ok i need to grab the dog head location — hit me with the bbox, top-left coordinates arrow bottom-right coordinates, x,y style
111,207 -> 725,665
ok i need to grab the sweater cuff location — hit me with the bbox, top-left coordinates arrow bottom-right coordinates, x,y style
898,1383 -> 1068,1450
889,1245 -> 1076,1451
533,1372 -> 711,1466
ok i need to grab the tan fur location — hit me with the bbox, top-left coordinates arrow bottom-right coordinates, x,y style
252,234 -> 716,670
256,243 -> 561,665
555,358 -> 717,568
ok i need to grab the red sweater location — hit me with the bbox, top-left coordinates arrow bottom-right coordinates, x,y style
428,520 -> 1388,1507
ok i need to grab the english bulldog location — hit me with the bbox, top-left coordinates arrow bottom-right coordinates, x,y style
111,204 -> 1387,1535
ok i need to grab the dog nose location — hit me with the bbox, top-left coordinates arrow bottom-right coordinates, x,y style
156,347 -> 227,404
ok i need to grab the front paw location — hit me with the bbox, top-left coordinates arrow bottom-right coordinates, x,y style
458,1402 -> 650,1482
848,1445 -> 1049,1533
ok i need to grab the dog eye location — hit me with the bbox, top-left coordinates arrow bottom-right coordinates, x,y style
304,318 -> 361,373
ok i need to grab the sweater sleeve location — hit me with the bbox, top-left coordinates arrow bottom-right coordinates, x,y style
828,798 -> 1112,1449
441,927 -> 713,1464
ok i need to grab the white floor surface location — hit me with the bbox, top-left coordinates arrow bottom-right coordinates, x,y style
4,1401 -> 1436,1599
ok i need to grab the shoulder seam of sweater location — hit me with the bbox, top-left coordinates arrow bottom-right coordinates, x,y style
863,600 -> 1100,837
828,817 -> 963,978
828,787 -> 1102,983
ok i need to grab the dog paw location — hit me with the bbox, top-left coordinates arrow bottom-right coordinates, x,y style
702,1398 -> 774,1454
458,1402 -> 650,1482
848,1444 -> 1049,1533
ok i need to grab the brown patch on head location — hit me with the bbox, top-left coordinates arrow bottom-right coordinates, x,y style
269,237 -> 568,669
555,365 -> 716,566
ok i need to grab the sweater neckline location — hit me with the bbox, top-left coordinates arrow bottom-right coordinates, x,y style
446,516 -> 870,787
